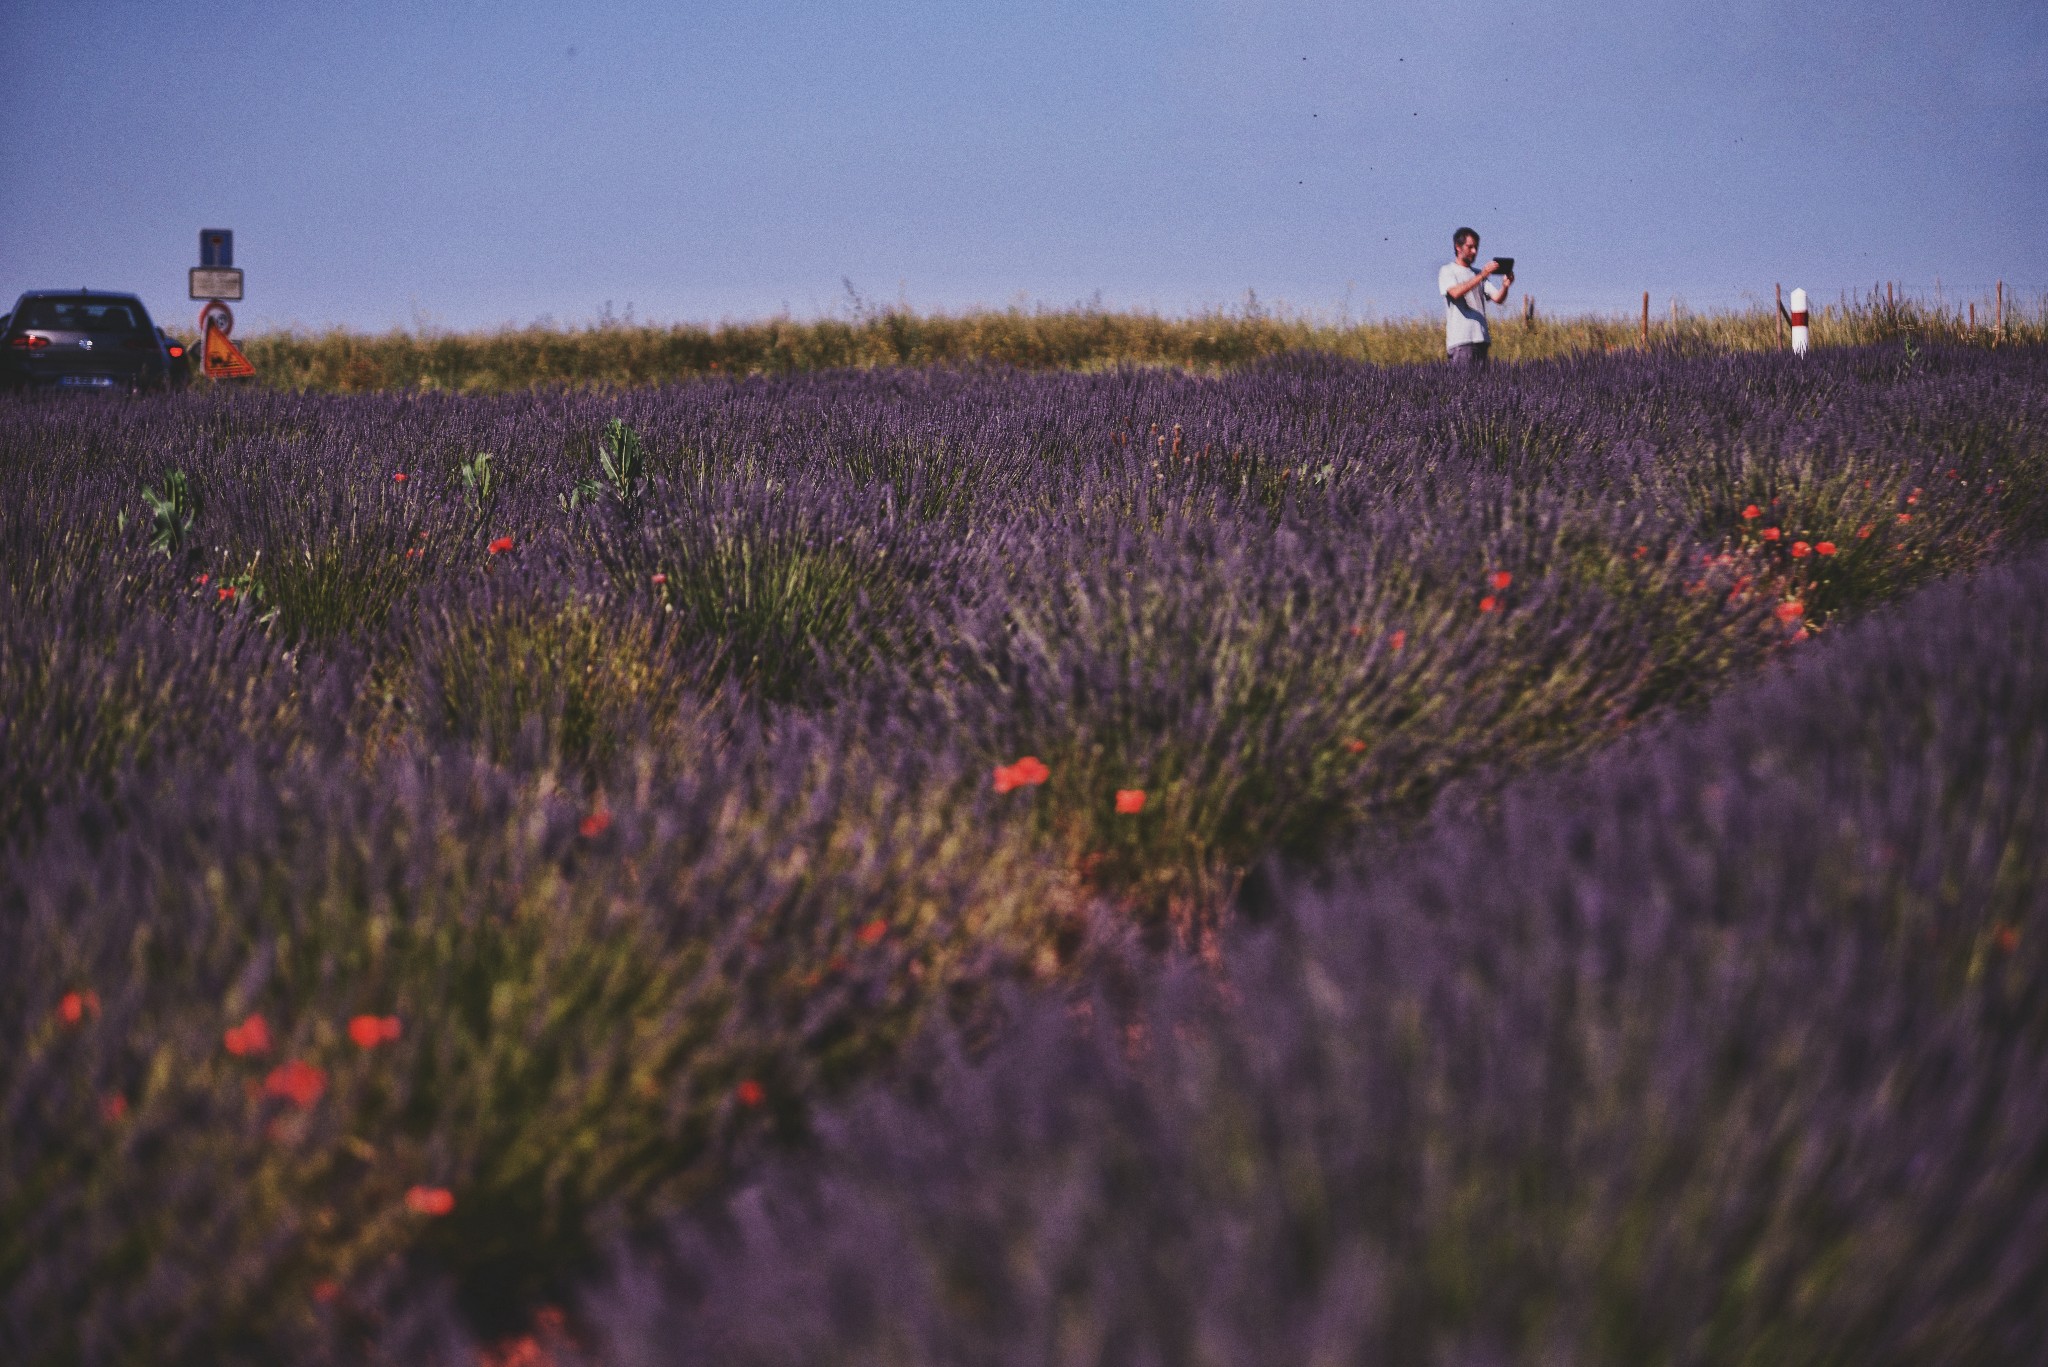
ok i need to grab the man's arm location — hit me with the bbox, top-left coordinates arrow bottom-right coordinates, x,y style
1446,262 -> 1499,301
1487,273 -> 1513,304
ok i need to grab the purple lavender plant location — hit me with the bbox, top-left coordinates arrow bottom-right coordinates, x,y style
2,344 -> 2046,1362
576,541 -> 2048,1367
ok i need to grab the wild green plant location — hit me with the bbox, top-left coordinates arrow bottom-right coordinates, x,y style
597,418 -> 649,512
140,469 -> 199,557
561,421 -> 651,514
560,474 -> 604,513
455,451 -> 496,513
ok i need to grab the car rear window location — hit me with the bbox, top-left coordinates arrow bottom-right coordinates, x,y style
13,298 -> 152,333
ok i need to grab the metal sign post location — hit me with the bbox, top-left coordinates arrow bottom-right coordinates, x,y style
191,229 -> 255,379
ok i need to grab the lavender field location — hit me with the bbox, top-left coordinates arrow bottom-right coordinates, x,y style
5,344 -> 2048,1365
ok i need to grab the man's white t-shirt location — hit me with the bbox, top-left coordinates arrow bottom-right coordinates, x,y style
1440,261 -> 1505,350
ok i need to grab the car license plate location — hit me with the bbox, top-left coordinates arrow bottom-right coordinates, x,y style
60,375 -> 116,388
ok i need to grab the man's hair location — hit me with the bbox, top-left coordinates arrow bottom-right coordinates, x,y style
1452,227 -> 1479,249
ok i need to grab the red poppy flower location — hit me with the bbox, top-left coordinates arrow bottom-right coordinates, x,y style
993,756 -> 1050,793
58,990 -> 100,1025
1897,513 -> 1911,524
218,586 -> 237,601
488,536 -> 515,555
1815,541 -> 1837,556
1856,524 -> 1874,539
481,1335 -> 546,1367
392,472 -> 408,483
1761,527 -> 1781,541
1790,540 -> 1811,558
650,573 -> 667,585
856,918 -> 888,946
348,1014 -> 402,1049
1347,625 -> 1364,638
405,548 -> 422,559
1488,570 -> 1512,591
1388,630 -> 1406,651
194,573 -> 210,586
735,1079 -> 765,1108
1774,601 -> 1804,623
224,1013 -> 272,1057
264,1059 -> 328,1109
1741,505 -> 1761,520
404,1185 -> 456,1216
1115,788 -> 1146,814
1994,925 -> 2021,954
1478,595 -> 1498,613
100,1094 -> 128,1123
312,1280 -> 342,1305
1632,545 -> 1648,559
1343,739 -> 1368,755
1906,488 -> 1921,505
578,807 -> 612,838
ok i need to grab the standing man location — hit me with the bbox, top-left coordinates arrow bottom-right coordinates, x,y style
1440,227 -> 1513,366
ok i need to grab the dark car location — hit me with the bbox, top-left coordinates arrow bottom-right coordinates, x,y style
1,290 -> 179,393
157,327 -> 193,389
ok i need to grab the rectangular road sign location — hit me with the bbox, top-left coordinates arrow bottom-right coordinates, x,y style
189,267 -> 244,301
200,229 -> 233,268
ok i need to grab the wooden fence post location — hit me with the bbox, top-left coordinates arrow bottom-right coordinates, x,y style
1641,291 -> 1650,347
1997,281 -> 2005,340
1523,295 -> 1535,324
1970,302 -> 1976,334
1777,283 -> 1786,348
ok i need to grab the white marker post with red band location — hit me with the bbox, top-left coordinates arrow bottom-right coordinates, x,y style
1789,288 -> 1810,356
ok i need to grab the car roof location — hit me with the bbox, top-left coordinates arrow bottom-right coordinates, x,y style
13,289 -> 149,303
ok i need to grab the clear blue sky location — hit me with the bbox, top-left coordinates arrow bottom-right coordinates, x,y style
4,0 -> 2043,333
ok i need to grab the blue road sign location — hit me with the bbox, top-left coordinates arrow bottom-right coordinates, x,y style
200,229 -> 234,268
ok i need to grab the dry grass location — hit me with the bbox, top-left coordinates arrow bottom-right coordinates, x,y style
207,289 -> 2048,393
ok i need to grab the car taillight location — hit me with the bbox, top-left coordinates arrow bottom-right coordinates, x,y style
167,344 -> 185,358
8,335 -> 50,349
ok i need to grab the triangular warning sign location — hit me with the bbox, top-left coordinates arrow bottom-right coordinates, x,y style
203,323 -> 256,379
